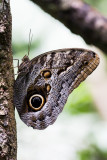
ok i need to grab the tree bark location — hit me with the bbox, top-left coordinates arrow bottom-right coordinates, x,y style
30,0 -> 107,54
0,0 -> 17,159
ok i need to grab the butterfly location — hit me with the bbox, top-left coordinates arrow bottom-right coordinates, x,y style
14,48 -> 100,130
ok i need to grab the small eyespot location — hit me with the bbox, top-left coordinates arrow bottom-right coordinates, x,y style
42,70 -> 51,78
29,94 -> 45,111
46,84 -> 51,92
84,61 -> 88,65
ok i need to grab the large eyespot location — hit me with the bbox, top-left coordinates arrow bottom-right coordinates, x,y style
29,94 -> 45,111
42,70 -> 51,78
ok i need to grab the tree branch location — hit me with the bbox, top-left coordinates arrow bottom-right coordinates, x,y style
30,0 -> 107,53
0,0 -> 17,159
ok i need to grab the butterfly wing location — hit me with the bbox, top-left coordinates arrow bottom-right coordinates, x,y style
14,48 -> 99,129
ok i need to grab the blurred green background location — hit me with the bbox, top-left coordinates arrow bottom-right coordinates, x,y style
84,0 -> 107,15
12,0 -> 107,160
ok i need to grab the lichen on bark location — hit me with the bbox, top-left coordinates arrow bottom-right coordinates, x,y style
0,0 -> 17,159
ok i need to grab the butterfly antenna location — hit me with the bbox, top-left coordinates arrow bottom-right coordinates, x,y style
28,29 -> 33,56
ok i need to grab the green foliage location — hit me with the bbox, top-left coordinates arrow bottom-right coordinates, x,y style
12,38 -> 41,56
64,83 -> 96,114
84,0 -> 107,15
84,0 -> 100,6
78,145 -> 107,160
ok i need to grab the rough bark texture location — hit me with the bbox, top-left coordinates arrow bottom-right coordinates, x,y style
0,1 -> 17,159
30,0 -> 107,54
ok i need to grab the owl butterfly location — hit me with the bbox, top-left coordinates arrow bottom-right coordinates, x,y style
14,48 -> 99,130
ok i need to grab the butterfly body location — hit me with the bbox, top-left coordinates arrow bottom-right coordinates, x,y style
14,48 -> 99,129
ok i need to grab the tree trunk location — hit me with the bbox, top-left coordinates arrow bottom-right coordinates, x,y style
0,0 -> 17,159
